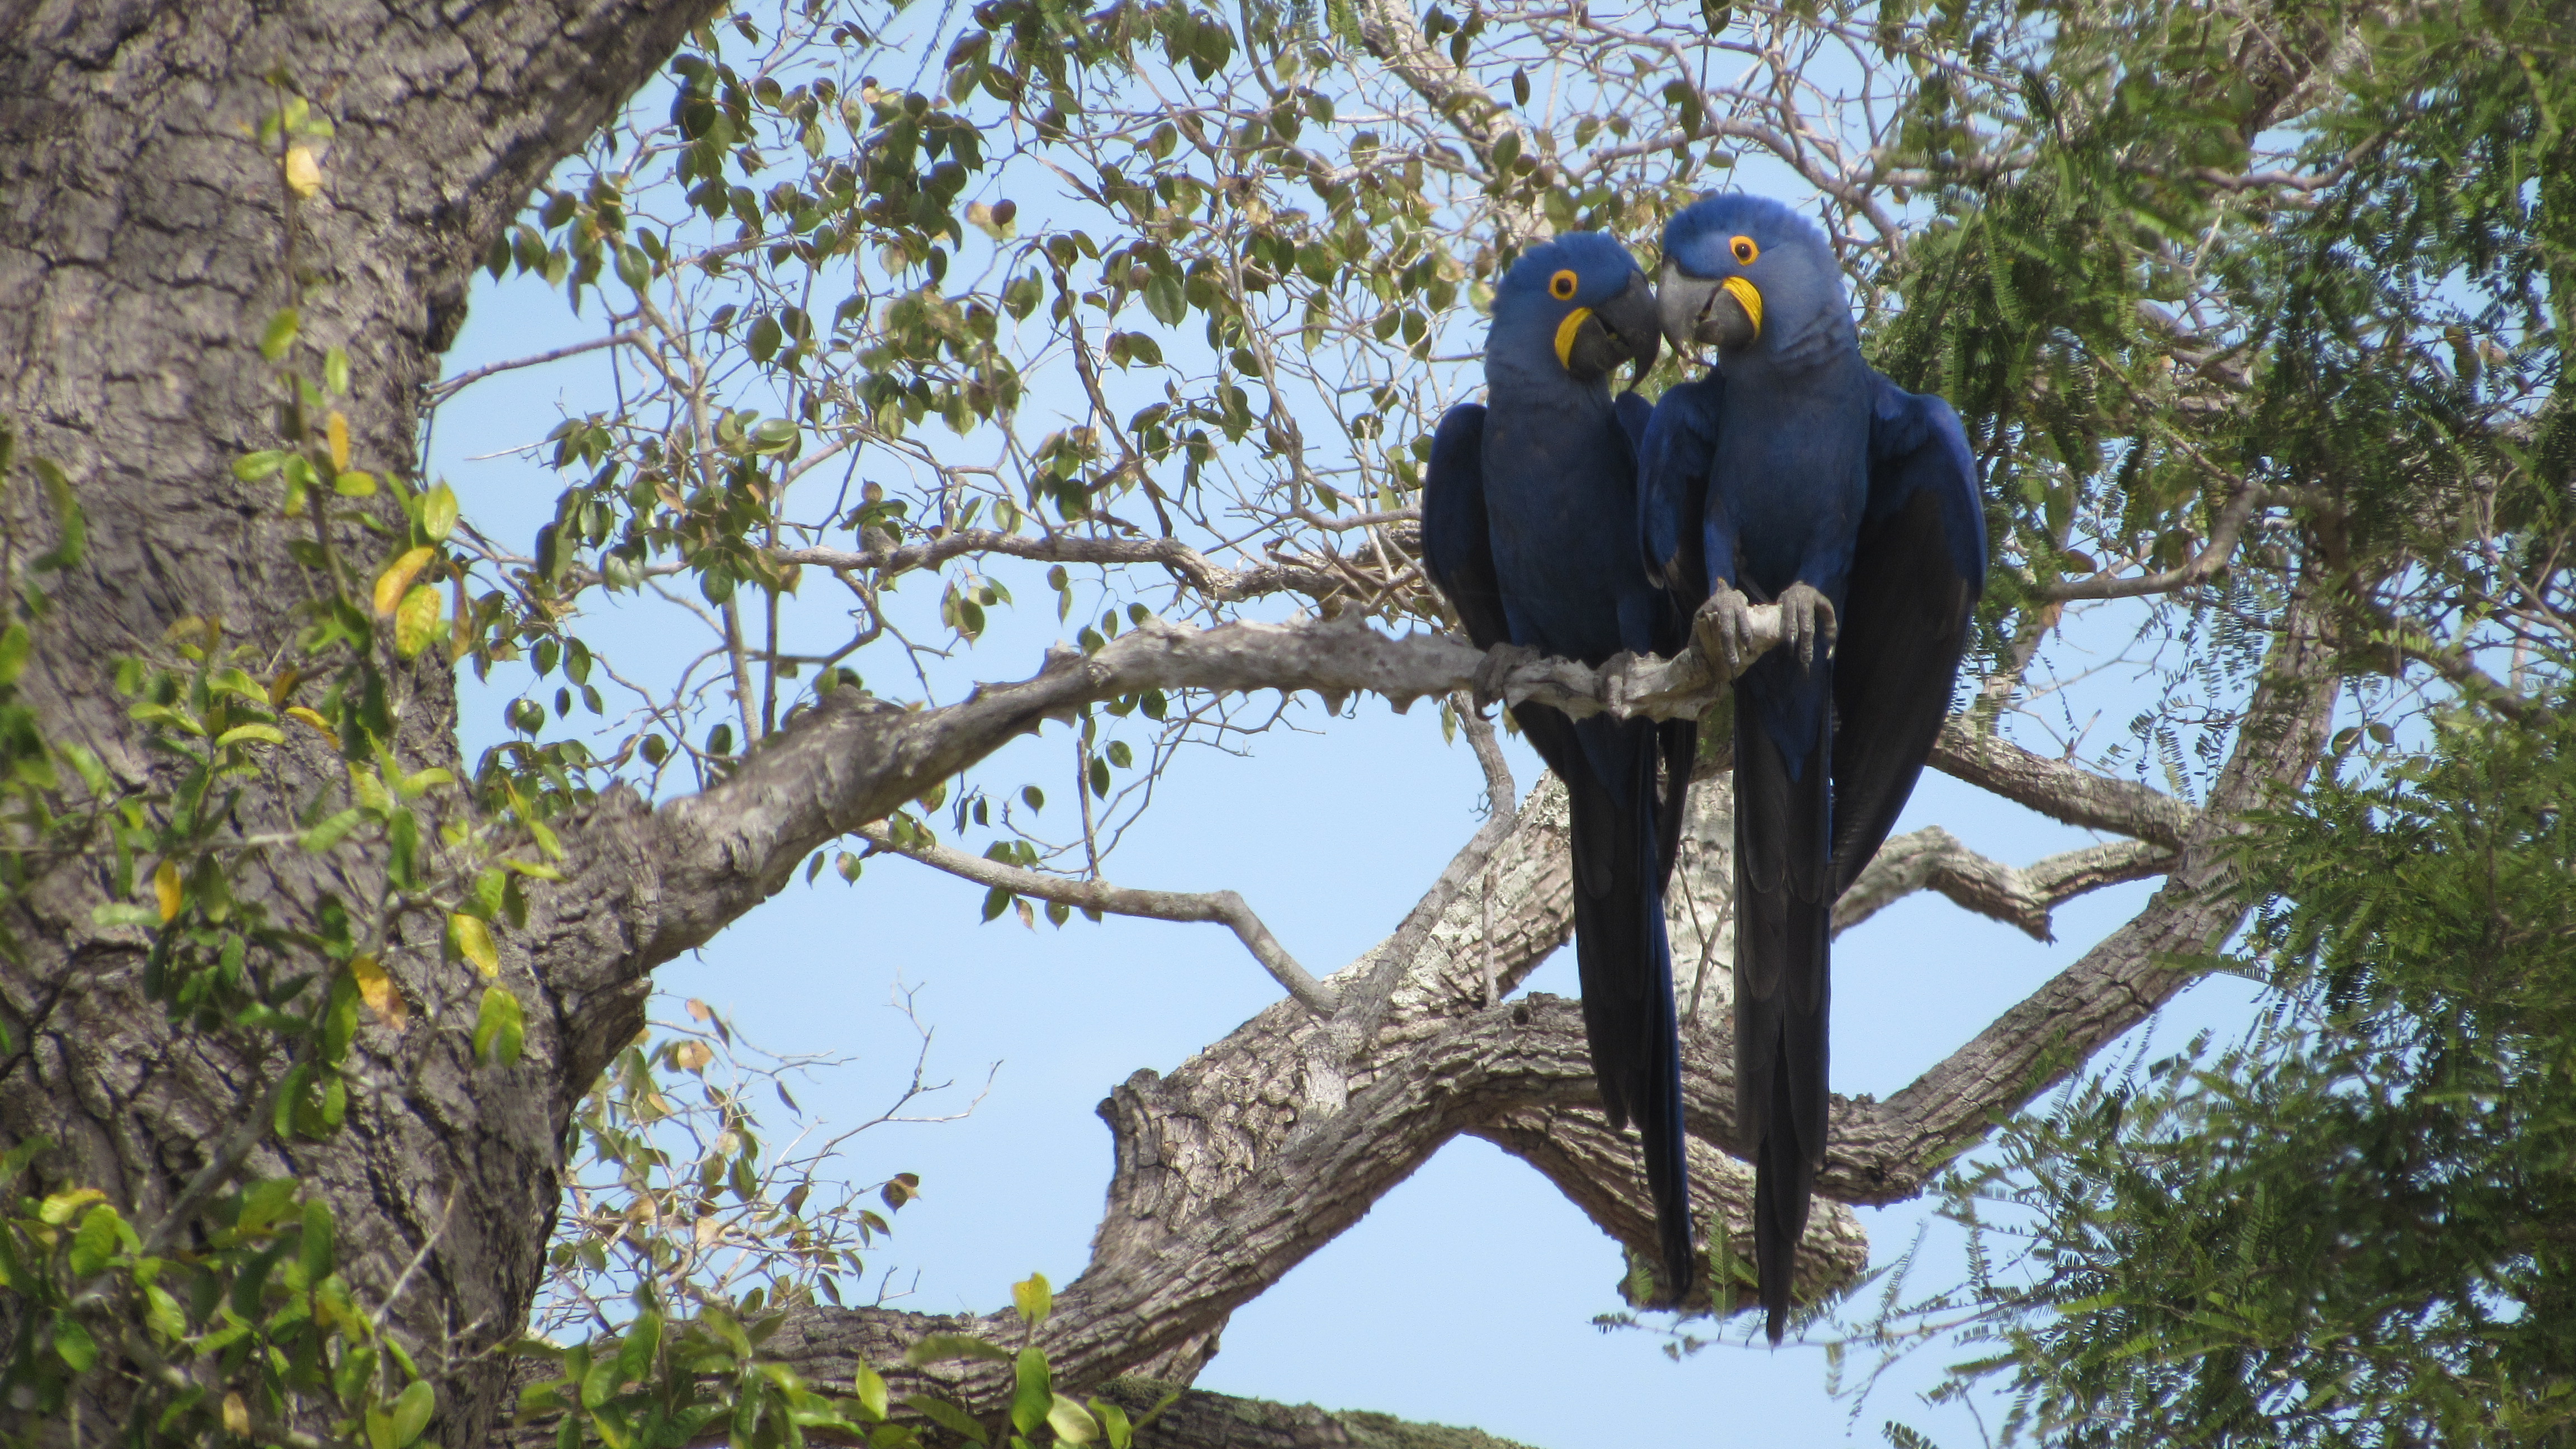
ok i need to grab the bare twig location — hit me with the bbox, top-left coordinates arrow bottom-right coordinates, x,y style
423,330 -> 643,406
852,823 -> 1342,1017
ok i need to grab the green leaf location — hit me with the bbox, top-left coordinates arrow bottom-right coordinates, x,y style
473,985 -> 524,1066
1048,1394 -> 1101,1445
52,1314 -> 96,1372
0,624 -> 29,686
301,808 -> 364,853
31,458 -> 84,572
1011,1272 -> 1052,1328
144,1282 -> 186,1341
1142,273 -> 1186,327
234,449 -> 292,481
614,1309 -> 663,1383
1091,1400 -> 1132,1449
58,744 -> 110,795
855,1366 -> 891,1422
903,1395 -> 988,1445
581,1352 -> 623,1410
1011,1347 -> 1050,1436
301,1196 -> 336,1280
215,723 -> 286,749
421,482 -> 460,543
69,1203 -> 122,1277
260,307 -> 301,362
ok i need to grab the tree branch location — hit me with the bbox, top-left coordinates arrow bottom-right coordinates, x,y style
780,532 -> 1347,607
2035,480 -> 2294,602
423,330 -> 642,406
1834,828 -> 2175,942
851,822 -> 1342,1017
543,608 -> 1788,1006
1929,721 -> 2195,849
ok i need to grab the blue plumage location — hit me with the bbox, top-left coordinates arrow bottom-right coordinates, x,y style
1641,195 -> 1987,1341
1423,234 -> 1703,1301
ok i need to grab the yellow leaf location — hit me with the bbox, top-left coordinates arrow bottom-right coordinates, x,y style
222,1393 -> 251,1436
326,411 -> 350,472
373,546 -> 434,617
282,146 -> 321,197
285,705 -> 340,747
153,860 -> 182,924
266,666 -> 303,706
393,584 -> 441,659
451,913 -> 499,977
349,955 -> 407,1029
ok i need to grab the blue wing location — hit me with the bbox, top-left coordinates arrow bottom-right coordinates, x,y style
1422,403 -> 1512,652
1613,390 -> 1655,458
1829,375 -> 1988,896
1637,375 -> 1725,609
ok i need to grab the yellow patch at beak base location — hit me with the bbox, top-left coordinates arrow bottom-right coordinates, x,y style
1721,276 -> 1763,340
1554,306 -> 1594,369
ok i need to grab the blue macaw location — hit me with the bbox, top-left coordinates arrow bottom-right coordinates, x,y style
1639,196 -> 1987,1341
1422,234 -> 1704,1300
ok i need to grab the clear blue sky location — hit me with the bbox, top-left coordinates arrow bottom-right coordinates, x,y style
430,255 -> 2265,1449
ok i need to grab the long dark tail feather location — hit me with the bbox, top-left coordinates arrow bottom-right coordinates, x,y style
1637,914 -> 1694,1300
1565,714 -> 1697,1302
1754,1046 -> 1820,1342
1652,718 -> 1698,889
1731,673 -> 1832,1341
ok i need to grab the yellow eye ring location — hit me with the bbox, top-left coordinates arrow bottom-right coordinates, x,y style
1548,268 -> 1579,300
1730,235 -> 1759,265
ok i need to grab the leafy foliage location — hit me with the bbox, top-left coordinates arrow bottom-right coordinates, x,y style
1889,705 -> 2576,1447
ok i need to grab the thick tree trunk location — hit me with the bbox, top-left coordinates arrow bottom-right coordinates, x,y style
0,3 -> 720,1441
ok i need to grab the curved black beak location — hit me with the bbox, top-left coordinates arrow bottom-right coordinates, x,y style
1658,259 -> 1761,357
1559,269 -> 1664,387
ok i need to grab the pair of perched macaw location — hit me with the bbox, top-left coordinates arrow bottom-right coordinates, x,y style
1422,197 -> 1986,1342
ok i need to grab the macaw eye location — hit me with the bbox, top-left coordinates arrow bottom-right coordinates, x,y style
1731,235 -> 1759,265
1549,269 -> 1579,300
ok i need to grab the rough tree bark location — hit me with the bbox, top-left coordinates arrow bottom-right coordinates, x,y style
0,3 -> 727,1441
0,4 -> 2346,1447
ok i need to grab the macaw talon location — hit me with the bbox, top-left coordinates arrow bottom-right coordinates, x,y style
1692,586 -> 1758,678
1777,582 -> 1838,669
1601,650 -> 1639,717
1472,641 -> 1543,709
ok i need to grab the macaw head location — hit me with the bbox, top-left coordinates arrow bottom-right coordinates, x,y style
1487,232 -> 1661,390
1655,195 -> 1848,361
